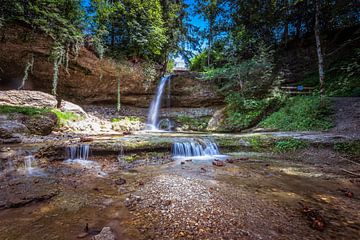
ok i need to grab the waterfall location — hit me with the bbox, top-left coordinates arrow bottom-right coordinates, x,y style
146,75 -> 172,130
172,138 -> 224,159
24,155 -> 35,173
23,154 -> 45,176
66,145 -> 90,160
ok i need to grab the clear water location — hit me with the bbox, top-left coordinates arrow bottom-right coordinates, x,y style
64,144 -> 106,176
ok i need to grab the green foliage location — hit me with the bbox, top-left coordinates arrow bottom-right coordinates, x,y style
224,93 -> 274,130
274,139 -> 309,153
203,45 -> 279,98
176,115 -> 210,131
260,96 -> 333,131
1,0 -> 84,46
90,0 -> 165,61
1,1 -> 85,96
51,109 -> 80,122
327,48 -> 360,97
301,48 -> 360,97
51,109 -> 81,127
334,141 -> 360,158
0,105 -> 50,116
190,51 -> 208,72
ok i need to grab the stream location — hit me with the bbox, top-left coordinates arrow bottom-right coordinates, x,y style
1,132 -> 360,240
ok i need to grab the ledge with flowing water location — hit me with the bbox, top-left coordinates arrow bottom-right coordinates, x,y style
146,75 -> 172,131
172,138 -> 228,160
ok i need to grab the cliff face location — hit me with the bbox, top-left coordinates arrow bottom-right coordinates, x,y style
0,25 -> 223,108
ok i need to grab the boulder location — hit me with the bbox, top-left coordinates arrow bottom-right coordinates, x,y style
91,227 -> 115,240
21,112 -> 58,135
60,101 -> 87,116
0,90 -> 57,108
0,90 -> 87,116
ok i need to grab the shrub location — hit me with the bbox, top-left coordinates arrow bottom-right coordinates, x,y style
274,139 -> 309,152
223,94 -> 276,131
259,96 -> 333,131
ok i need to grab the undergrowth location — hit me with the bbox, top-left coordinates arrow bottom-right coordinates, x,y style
259,96 -> 333,131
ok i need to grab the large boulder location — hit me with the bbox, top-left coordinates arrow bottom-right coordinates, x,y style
0,90 -> 57,108
0,90 -> 86,116
0,25 -> 223,108
21,112 -> 58,135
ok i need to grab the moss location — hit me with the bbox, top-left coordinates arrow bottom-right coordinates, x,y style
51,109 -> 82,127
175,115 -> 210,131
51,109 -> 80,121
0,105 -> 51,116
111,116 -> 142,123
274,139 -> 309,152
233,136 -> 309,153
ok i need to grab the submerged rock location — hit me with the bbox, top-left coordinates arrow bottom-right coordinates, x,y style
212,160 -> 225,167
115,177 -> 126,185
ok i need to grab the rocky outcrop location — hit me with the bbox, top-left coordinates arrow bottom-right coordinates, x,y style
207,107 -> 226,132
170,72 -> 223,107
0,25 -> 223,108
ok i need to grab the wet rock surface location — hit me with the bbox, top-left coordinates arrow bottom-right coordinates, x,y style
91,227 -> 116,240
0,137 -> 360,240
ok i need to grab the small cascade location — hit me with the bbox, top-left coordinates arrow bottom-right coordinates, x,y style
147,75 -> 172,130
172,138 -> 225,160
117,145 -> 124,163
23,154 -> 45,176
64,144 -> 106,176
66,144 -> 90,160
24,155 -> 35,171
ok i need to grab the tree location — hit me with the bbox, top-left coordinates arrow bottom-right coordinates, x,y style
314,0 -> 325,97
193,0 -> 225,66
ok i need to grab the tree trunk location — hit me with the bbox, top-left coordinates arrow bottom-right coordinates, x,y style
117,77 -> 121,112
283,0 -> 289,46
315,0 -> 325,97
208,21 -> 212,67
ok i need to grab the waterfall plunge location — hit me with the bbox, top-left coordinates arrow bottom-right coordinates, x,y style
66,144 -> 90,161
146,75 -> 171,131
172,138 -> 227,160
